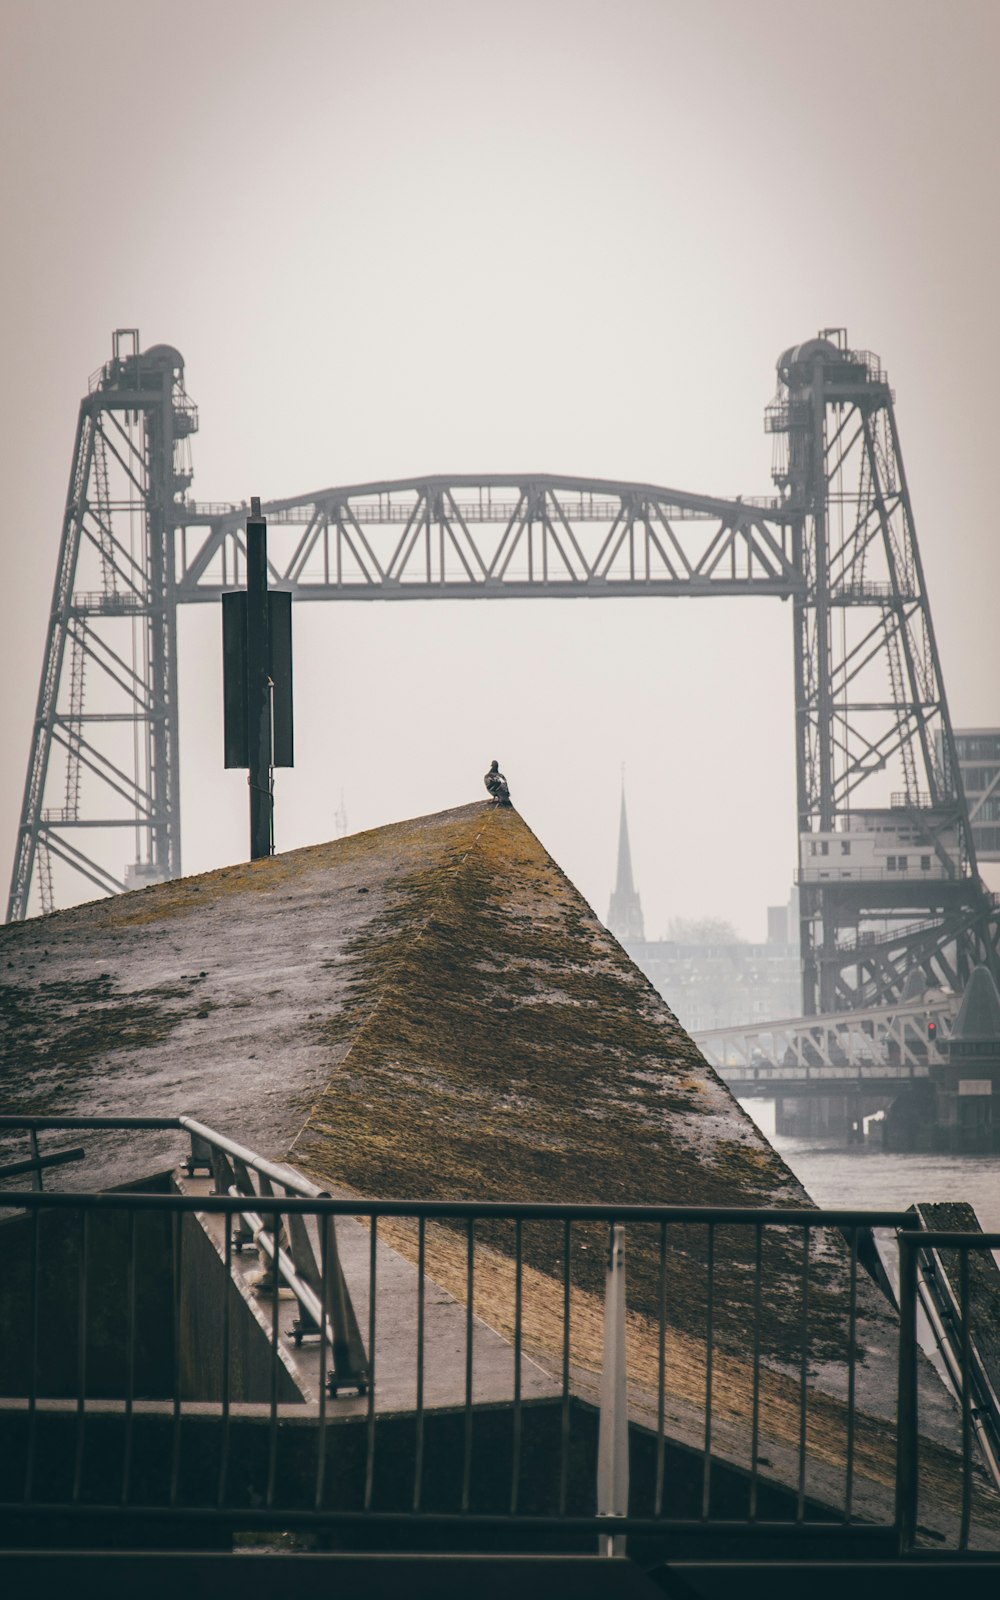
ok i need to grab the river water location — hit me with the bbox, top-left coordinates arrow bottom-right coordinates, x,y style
745,1100 -> 1000,1230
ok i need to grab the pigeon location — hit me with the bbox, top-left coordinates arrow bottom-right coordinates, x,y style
484,760 -> 511,806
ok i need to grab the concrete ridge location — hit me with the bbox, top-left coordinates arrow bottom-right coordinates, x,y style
286,801 -> 503,1156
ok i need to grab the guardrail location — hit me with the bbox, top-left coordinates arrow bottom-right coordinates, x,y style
795,866 -> 945,883
898,1230 -> 1000,1550
0,1117 -> 998,1556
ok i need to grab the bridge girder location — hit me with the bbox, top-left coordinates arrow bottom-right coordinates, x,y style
176,474 -> 799,602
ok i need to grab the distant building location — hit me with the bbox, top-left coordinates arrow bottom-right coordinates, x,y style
797,808 -> 957,885
627,922 -> 802,1032
604,800 -> 801,1028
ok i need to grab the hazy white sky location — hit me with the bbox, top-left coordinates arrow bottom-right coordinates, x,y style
1,0 -> 998,938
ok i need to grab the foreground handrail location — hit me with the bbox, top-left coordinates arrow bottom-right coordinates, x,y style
3,1116 -> 999,1554
0,1189 -> 918,1225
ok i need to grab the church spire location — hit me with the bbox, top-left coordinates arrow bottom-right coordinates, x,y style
607,780 -> 645,943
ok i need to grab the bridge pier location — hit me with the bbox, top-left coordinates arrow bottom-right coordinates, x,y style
774,1093 -> 891,1141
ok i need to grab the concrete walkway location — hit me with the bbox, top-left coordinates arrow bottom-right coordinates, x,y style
179,1168 -> 560,1417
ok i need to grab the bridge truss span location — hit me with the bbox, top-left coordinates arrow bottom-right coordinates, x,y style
176,474 -> 799,601
694,993 -> 959,1090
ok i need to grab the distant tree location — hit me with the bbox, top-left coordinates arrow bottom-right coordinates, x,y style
667,916 -> 744,946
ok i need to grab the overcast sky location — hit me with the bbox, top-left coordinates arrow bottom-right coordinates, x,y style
1,0 -> 998,939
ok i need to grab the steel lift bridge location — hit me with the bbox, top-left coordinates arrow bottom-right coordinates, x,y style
8,328 -> 999,1015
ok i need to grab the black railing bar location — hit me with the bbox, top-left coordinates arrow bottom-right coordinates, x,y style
900,1231 -> 1000,1249
267,1204 -> 281,1509
23,1205 -> 40,1502
749,1223 -> 762,1523
797,1225 -> 811,1522
0,1501 -> 899,1536
895,1227 -> 920,1555
667,1558 -> 1000,1572
0,1147 -> 85,1181
960,1251 -> 972,1552
29,1126 -> 41,1192
72,1209 -> 89,1503
462,1218 -> 475,1514
654,1221 -> 667,1518
313,1216 -> 329,1510
169,1212 -> 183,1507
701,1222 -> 715,1520
559,1218 -> 571,1517
0,1116 -> 183,1130
218,1216 -> 233,1509
122,1208 -> 137,1506
511,1218 -> 523,1516
363,1218 -> 377,1512
414,1216 -> 426,1513
0,1190 -> 918,1225
845,1227 -> 858,1523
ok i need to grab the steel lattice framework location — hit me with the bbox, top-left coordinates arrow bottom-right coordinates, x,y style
767,332 -> 997,1009
8,333 -> 195,915
177,475 -> 799,601
8,329 -> 998,1016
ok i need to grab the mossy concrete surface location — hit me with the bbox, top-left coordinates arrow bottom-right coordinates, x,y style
0,807 -> 499,1176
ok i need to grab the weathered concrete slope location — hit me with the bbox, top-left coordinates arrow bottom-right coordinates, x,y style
0,807 -> 507,1174
292,802 -> 804,1212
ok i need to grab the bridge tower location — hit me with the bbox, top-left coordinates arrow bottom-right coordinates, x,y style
768,332 -> 998,1012
6,332 -> 197,920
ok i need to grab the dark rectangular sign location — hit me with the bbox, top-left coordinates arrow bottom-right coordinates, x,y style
222,590 -> 294,769
222,591 -> 248,768
268,590 -> 294,768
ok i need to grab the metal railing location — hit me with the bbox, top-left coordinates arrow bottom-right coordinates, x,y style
1,1117 -> 998,1556
830,582 -> 917,603
795,865 -> 944,883
898,1229 -> 1000,1551
836,914 -> 949,954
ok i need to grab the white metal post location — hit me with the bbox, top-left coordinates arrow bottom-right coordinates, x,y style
597,1221 -> 629,1556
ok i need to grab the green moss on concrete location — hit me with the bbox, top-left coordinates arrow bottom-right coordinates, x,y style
0,971 -> 210,1094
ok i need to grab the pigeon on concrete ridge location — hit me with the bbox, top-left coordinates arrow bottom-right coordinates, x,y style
484,760 -> 511,806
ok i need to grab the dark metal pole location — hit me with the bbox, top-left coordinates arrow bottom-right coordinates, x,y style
246,499 -> 272,860
895,1224 -> 919,1554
